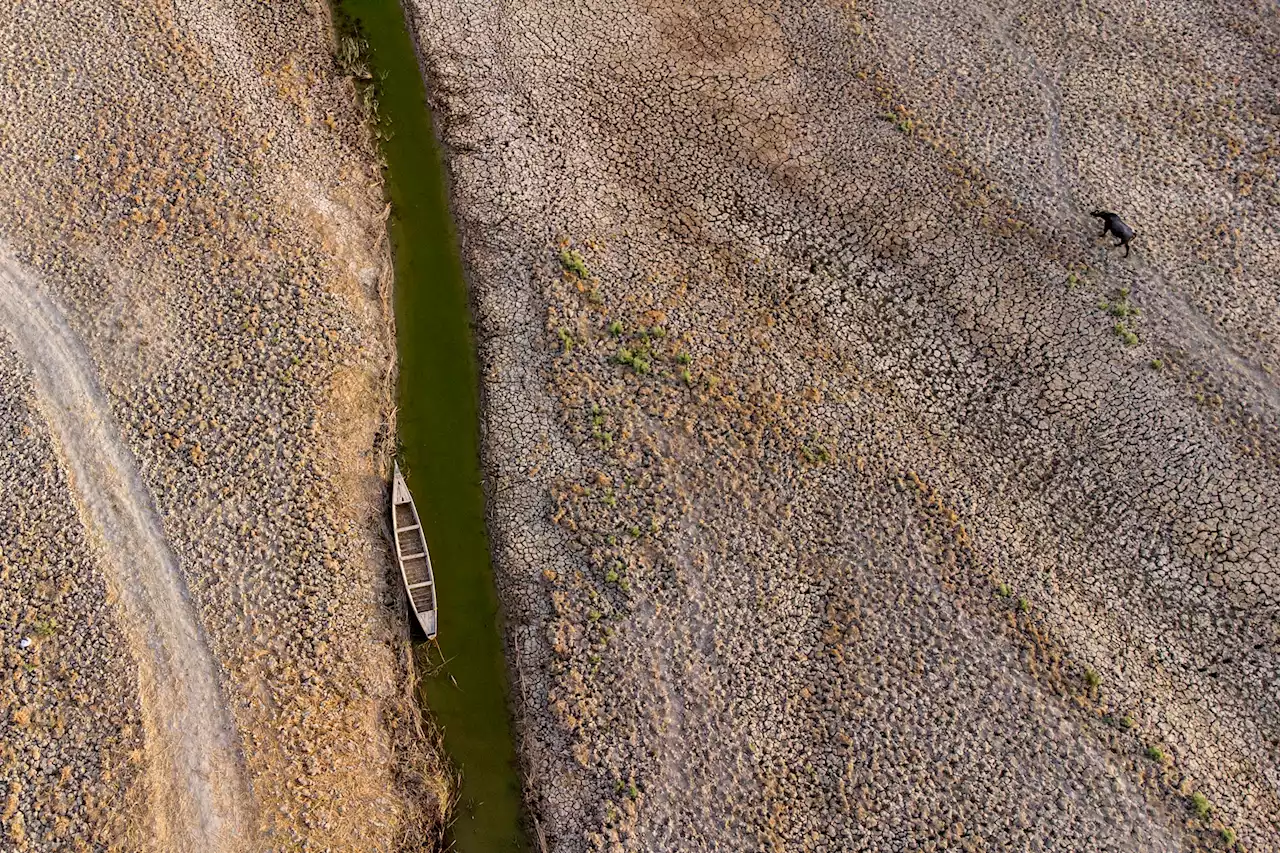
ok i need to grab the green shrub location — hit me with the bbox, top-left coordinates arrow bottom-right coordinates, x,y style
1114,322 -> 1139,346
1145,745 -> 1165,762
1190,792 -> 1210,819
559,248 -> 590,278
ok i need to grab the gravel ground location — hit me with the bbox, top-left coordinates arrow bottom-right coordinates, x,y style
0,2 -> 443,849
407,0 -> 1279,850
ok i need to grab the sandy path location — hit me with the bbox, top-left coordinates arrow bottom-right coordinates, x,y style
0,247 -> 251,852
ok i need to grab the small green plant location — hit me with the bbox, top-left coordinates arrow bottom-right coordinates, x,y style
1084,667 -> 1101,690
33,619 -> 57,638
1220,827 -> 1236,845
1114,321 -> 1139,346
651,326 -> 666,339
1190,792 -> 1210,819
588,609 -> 602,622
1016,597 -> 1030,613
1106,288 -> 1140,318
676,351 -> 692,365
1150,358 -> 1163,370
800,443 -> 831,464
602,492 -> 617,507
1120,715 -> 1135,730
679,368 -> 693,386
559,248 -> 590,278
995,582 -> 1012,598
607,319 -> 623,336
632,357 -> 651,375
616,347 -> 633,364
1145,745 -> 1165,762
605,568 -> 619,583
1066,271 -> 1079,289
557,327 -> 575,353
628,525 -> 641,538
626,782 -> 640,799
883,105 -> 916,134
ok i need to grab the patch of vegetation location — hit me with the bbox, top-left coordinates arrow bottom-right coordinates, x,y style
1016,597 -> 1030,613
883,104 -> 917,134
336,36 -> 373,81
1150,358 -> 1164,370
676,351 -> 692,365
1145,745 -> 1165,762
1114,321 -> 1139,347
559,248 -> 590,279
1220,827 -> 1236,846
615,345 -> 652,375
800,443 -> 832,465
1100,289 -> 1141,346
1084,667 -> 1101,690
32,619 -> 57,638
995,582 -> 1012,598
607,319 -> 623,337
590,404 -> 613,448
557,327 -> 575,353
1190,791 -> 1211,820
1103,287 -> 1140,319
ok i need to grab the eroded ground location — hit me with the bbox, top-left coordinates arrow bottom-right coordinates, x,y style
409,0 -> 1280,849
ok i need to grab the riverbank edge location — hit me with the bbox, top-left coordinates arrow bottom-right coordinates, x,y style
321,1 -> 455,845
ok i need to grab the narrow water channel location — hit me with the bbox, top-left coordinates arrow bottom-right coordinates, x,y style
333,2 -> 526,850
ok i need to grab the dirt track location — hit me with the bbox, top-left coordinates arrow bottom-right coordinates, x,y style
0,247 -> 250,851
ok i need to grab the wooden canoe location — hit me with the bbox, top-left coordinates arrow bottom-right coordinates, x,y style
391,463 -> 437,639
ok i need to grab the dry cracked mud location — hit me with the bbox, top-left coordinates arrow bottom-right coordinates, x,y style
0,1 -> 444,850
407,0 -> 1280,850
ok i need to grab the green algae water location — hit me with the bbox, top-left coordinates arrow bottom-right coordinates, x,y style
334,2 -> 526,850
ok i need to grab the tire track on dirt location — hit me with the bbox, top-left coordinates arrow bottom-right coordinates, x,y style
0,247 -> 251,852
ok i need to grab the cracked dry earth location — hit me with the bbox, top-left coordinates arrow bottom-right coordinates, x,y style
409,0 -> 1280,850
0,2 -> 443,851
